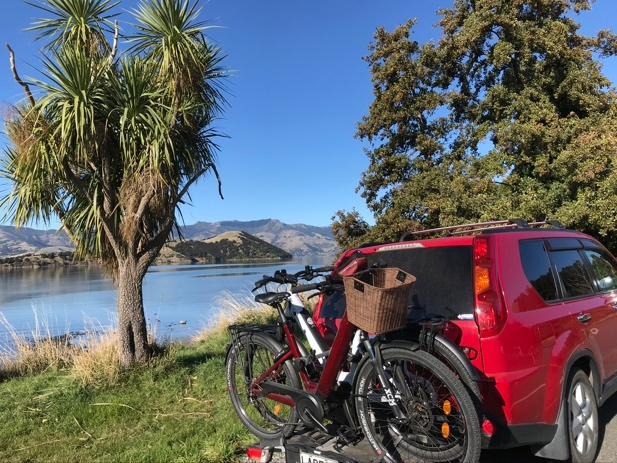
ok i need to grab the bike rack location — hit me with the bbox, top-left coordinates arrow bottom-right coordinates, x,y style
247,428 -> 380,463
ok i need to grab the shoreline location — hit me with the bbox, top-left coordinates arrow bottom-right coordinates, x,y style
0,251 -> 298,271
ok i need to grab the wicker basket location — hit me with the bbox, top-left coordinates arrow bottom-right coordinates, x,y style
343,267 -> 416,334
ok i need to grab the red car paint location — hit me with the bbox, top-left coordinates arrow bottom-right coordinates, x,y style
314,229 -> 617,450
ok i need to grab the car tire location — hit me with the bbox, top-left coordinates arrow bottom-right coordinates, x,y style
567,369 -> 599,463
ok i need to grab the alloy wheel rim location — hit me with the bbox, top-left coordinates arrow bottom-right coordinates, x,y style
571,381 -> 596,456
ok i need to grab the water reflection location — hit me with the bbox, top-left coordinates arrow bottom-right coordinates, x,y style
0,258 -> 329,345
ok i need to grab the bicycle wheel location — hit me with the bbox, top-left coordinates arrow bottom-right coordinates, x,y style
354,344 -> 481,463
226,331 -> 301,441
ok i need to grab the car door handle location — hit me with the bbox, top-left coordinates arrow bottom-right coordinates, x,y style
577,313 -> 592,324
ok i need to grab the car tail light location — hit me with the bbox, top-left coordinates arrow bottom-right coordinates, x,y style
473,237 -> 506,337
246,447 -> 272,463
337,256 -> 367,277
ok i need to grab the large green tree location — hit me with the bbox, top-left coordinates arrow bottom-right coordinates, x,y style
336,0 -> 617,250
3,0 -> 225,366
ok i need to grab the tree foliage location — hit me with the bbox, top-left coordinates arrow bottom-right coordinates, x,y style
334,0 -> 617,251
3,0 -> 225,365
331,209 -> 370,251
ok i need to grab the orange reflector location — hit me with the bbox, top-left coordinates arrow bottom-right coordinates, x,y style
443,400 -> 452,415
273,405 -> 283,416
475,266 -> 490,294
441,422 -> 451,439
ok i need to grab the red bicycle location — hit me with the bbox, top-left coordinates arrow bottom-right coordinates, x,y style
226,266 -> 481,462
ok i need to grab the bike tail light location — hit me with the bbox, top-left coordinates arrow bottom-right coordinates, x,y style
246,447 -> 271,463
474,237 -> 506,337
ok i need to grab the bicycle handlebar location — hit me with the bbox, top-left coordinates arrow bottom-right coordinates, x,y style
291,280 -> 344,294
253,265 -> 336,292
291,283 -> 321,294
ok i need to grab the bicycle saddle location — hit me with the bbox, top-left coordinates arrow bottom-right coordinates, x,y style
254,291 -> 290,306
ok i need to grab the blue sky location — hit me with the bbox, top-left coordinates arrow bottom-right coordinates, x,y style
1,0 -> 616,229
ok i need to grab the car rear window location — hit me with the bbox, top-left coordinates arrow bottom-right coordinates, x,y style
519,240 -> 559,301
583,249 -> 617,292
366,246 -> 474,320
550,250 -> 594,298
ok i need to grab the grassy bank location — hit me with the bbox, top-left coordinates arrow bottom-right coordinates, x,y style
0,302 -> 277,463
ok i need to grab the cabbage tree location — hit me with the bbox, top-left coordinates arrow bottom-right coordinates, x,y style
3,0 -> 225,366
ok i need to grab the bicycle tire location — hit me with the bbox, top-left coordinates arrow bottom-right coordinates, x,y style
354,344 -> 481,463
226,331 -> 301,441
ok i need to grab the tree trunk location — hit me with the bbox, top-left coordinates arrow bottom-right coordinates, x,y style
117,257 -> 150,367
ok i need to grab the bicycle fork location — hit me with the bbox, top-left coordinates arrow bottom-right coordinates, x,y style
361,336 -> 406,421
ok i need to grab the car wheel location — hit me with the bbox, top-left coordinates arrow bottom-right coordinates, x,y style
567,369 -> 599,463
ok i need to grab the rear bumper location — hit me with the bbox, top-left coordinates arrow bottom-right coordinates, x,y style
484,423 -> 557,449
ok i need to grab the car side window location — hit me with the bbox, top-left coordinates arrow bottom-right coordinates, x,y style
584,249 -> 617,292
549,250 -> 594,299
519,240 -> 559,301
320,289 -> 346,319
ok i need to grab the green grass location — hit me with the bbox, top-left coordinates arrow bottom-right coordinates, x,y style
0,330 -> 255,463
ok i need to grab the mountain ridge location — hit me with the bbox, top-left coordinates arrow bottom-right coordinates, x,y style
0,219 -> 337,257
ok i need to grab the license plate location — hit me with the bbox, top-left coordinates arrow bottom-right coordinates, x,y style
299,451 -> 338,463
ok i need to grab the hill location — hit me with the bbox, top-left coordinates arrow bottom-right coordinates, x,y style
181,219 -> 337,256
0,219 -> 337,257
156,231 -> 292,264
0,225 -> 73,256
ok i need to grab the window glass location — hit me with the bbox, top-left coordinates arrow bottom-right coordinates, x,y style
320,290 -> 346,319
581,239 -> 602,250
550,250 -> 594,298
546,238 -> 582,251
584,250 -> 617,292
366,247 -> 474,319
519,240 -> 559,301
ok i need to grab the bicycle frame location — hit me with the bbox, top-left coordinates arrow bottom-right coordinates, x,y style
252,311 -> 358,405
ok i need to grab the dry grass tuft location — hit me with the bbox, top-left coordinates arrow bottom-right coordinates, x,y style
193,291 -> 277,342
0,313 -> 74,377
71,331 -> 121,387
0,312 -> 155,387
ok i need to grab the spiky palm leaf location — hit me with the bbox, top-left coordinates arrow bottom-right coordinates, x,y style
130,0 -> 225,105
27,0 -> 118,51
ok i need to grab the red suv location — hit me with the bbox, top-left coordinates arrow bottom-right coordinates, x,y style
314,221 -> 617,463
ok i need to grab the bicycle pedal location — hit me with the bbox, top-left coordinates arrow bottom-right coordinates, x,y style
335,426 -> 362,448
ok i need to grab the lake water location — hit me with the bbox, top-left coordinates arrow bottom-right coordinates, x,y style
0,258 -> 329,346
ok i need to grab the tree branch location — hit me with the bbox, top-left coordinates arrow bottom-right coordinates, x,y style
131,187 -> 156,254
135,188 -> 155,224
135,164 -> 223,270
99,211 -> 123,260
109,21 -> 119,63
64,162 -> 122,262
136,217 -> 173,273
62,159 -> 90,199
6,44 -> 35,107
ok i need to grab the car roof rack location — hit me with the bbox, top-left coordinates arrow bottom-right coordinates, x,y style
399,219 -> 564,241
